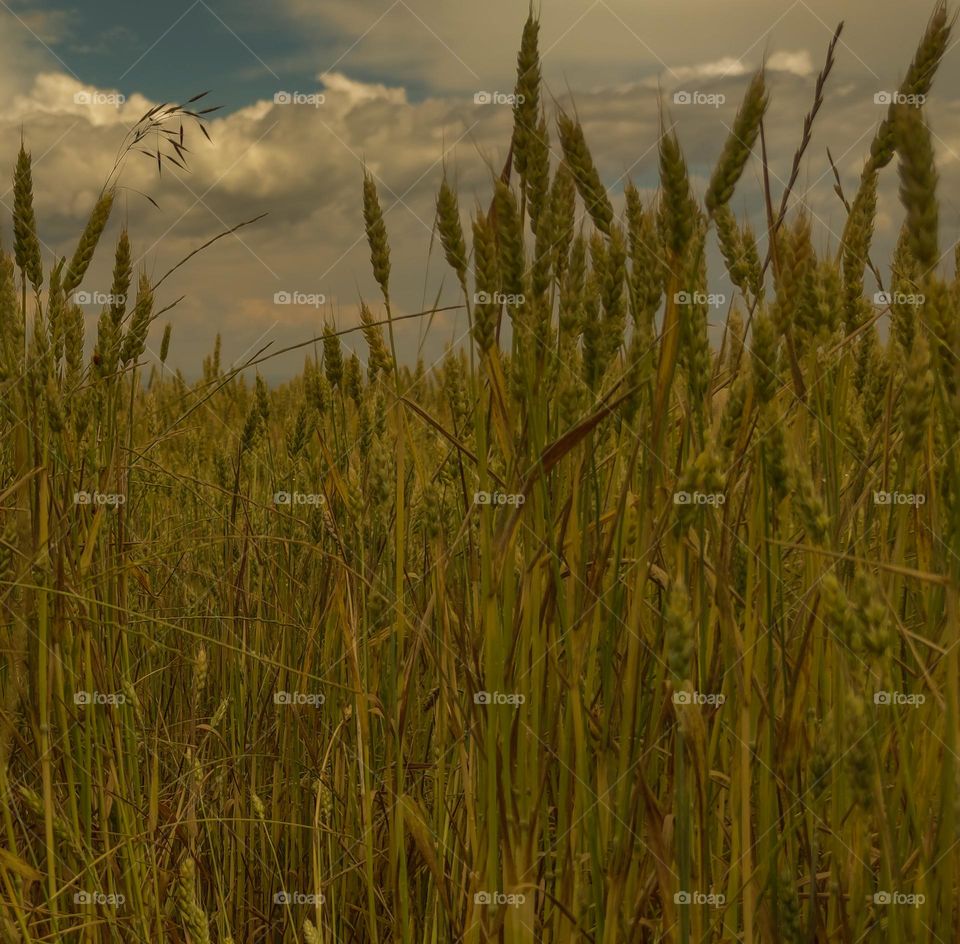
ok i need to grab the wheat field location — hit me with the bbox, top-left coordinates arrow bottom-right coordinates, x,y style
2,4 -> 960,942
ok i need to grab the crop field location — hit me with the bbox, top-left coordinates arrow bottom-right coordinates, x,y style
2,4 -> 960,943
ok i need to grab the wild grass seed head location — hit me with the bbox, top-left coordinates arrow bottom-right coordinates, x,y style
286,404 -> 309,459
558,233 -> 586,339
119,272 -> 153,366
322,322 -> 343,388
360,302 -> 394,377
525,112 -> 552,236
896,102 -> 940,277
557,110 -> 614,236
345,352 -> 363,404
471,211 -> 499,352
549,163 -> 577,281
625,183 -> 664,330
362,172 -> 391,305
841,168 -> 878,333
12,146 -> 42,292
867,3 -> 953,175
63,191 -> 114,297
750,311 -> 780,405
902,333 -> 933,455
665,578 -> 695,683
726,305 -> 745,371
0,251 -> 22,378
436,176 -> 469,292
511,11 -> 542,182
159,322 -> 172,364
705,70 -> 767,216
658,127 -> 699,260
110,228 -> 131,327
493,180 -> 526,304
175,858 -> 212,944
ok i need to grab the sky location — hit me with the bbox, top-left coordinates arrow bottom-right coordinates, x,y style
2,0 -> 959,381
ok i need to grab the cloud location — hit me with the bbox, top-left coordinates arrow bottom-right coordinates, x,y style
1,4 -> 958,380
5,7 -> 72,46
319,72 -> 408,107
0,9 -> 74,97
271,0 -> 945,99
767,50 -> 816,77
6,72 -> 152,126
667,58 -> 751,82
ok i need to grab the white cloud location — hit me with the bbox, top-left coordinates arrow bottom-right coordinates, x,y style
669,58 -> 750,82
767,50 -> 816,77
6,72 -> 151,126
319,72 -> 408,107
656,50 -> 814,90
